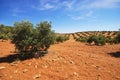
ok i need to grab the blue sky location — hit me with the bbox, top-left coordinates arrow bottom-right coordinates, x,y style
0,0 -> 120,33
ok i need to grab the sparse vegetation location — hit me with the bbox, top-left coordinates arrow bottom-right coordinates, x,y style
56,35 -> 69,43
87,34 -> 106,45
75,32 -> 120,45
0,24 -> 13,41
114,32 -> 120,43
76,37 -> 88,42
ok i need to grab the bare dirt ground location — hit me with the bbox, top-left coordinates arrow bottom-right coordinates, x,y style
0,36 -> 120,80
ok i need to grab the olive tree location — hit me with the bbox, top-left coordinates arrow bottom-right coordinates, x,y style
87,34 -> 106,45
12,21 -> 34,53
33,21 -> 56,51
12,21 -> 56,57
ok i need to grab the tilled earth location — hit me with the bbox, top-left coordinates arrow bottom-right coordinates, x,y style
0,37 -> 120,80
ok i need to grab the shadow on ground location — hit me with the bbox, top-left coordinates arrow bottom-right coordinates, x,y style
107,51 -> 120,58
0,51 -> 48,63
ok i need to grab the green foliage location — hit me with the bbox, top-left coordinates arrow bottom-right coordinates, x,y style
106,36 -> 114,44
87,34 -> 106,45
56,36 -> 64,42
97,34 -> 106,45
114,32 -> 120,43
0,24 -> 13,41
12,21 -> 34,53
12,21 -> 56,54
87,33 -> 120,45
76,37 -> 88,42
56,35 -> 69,43
32,21 -> 56,51
87,35 -> 97,44
64,35 -> 69,41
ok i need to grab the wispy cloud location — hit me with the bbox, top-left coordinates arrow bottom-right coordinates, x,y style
31,0 -> 120,21
12,8 -> 25,17
32,0 -> 59,10
68,11 -> 94,20
62,0 -> 76,9
32,0 -> 77,10
66,0 -> 120,21
32,3 -> 56,10
80,0 -> 120,9
68,15 -> 84,20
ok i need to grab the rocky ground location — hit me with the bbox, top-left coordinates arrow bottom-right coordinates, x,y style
0,36 -> 120,80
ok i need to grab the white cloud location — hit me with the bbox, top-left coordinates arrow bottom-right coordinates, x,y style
41,3 -> 55,10
62,0 -> 76,9
32,0 -> 77,10
68,14 -> 84,20
32,0 -> 59,10
72,16 -> 84,20
68,10 -> 94,20
81,0 -> 120,9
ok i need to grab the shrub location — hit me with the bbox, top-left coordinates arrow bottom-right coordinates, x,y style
80,37 -> 88,42
0,25 -> 13,41
12,21 -> 55,55
64,35 -> 69,41
75,37 -> 88,42
97,34 -> 106,45
33,21 -> 56,51
114,32 -> 120,43
106,36 -> 114,44
12,21 -> 34,53
87,34 -> 106,45
56,35 -> 69,43
0,34 -> 9,41
87,35 -> 97,44
56,36 -> 65,42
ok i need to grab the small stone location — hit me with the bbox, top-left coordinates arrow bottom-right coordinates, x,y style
14,70 -> 18,73
23,69 -> 28,73
92,65 -> 101,69
0,66 -> 6,70
44,65 -> 48,68
33,74 -> 41,79
63,60 -> 67,63
84,62 -> 87,64
35,65 -> 38,69
28,63 -> 32,66
10,63 -> 18,66
97,74 -> 101,80
33,58 -> 36,61
110,64 -> 113,66
12,60 -> 20,64
69,60 -> 75,64
42,64 -> 48,68
115,76 -> 120,79
73,72 -> 78,77
77,53 -> 82,56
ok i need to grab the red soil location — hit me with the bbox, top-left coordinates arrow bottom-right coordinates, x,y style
0,37 -> 120,80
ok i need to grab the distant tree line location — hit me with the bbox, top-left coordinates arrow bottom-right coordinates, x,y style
75,32 -> 120,45
0,24 -> 14,41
